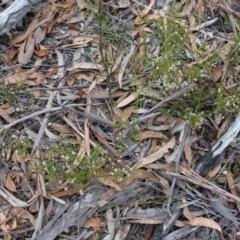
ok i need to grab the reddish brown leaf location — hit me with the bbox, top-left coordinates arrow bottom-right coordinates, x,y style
5,174 -> 16,192
34,48 -> 49,57
49,123 -> 73,134
120,106 -> 134,122
212,64 -> 224,82
76,88 -> 84,103
84,217 -> 102,231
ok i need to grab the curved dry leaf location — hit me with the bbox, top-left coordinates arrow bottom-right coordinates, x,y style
134,137 -> 176,168
55,49 -> 65,79
184,144 -> 192,166
34,48 -> 49,57
34,26 -> 47,45
182,196 -> 194,220
73,140 -> 85,167
156,116 -> 183,125
164,145 -> 180,163
226,171 -> 240,212
0,211 -> 10,237
9,11 -> 42,45
67,75 -> 76,86
18,35 -> 35,64
51,0 -> 76,8
10,207 -> 36,226
117,91 -> 140,108
142,0 -> 155,16
49,123 -> 73,134
217,118 -> 231,140
84,217 -> 102,231
0,107 -> 16,123
213,64 -> 224,82
120,106 -> 134,122
134,0 -> 156,24
47,194 -> 66,204
44,127 -> 58,139
5,174 -> 16,192
136,131 -> 169,141
69,62 -> 104,71
188,217 -> 222,233
98,176 -> 122,191
123,169 -> 158,187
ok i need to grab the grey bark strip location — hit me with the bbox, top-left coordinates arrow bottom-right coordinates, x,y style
167,122 -> 190,216
0,0 -> 47,36
195,112 -> 240,176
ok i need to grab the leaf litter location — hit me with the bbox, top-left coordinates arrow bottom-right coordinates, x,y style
0,0 -> 240,239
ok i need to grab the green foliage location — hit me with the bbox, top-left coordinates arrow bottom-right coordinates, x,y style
0,83 -> 24,111
133,12 -> 240,128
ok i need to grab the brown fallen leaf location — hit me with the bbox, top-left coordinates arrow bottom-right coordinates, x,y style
49,123 -> 73,134
67,75 -> 76,86
212,64 -> 224,82
49,187 -> 80,198
38,67 -> 58,83
0,210 -> 11,240
9,11 -> 42,45
94,131 -> 108,145
184,143 -> 192,166
10,207 -> 36,226
117,91 -> 140,108
5,174 -> 16,192
120,106 -> 134,122
226,170 -> 240,212
188,217 -> 222,233
18,35 -> 35,64
133,137 -> 176,168
34,47 -> 49,57
122,169 -> 158,187
84,217 -> 102,231
12,150 -> 21,164
217,117 -> 231,140
136,131 -> 169,141
156,116 -> 183,125
68,62 -> 104,71
98,175 -> 122,191
76,88 -> 84,103
50,0 -> 76,8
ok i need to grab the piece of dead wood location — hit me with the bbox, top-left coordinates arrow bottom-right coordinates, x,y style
163,226 -> 199,240
170,167 -> 240,204
151,209 -> 182,239
36,189 -> 104,240
167,122 -> 190,215
195,112 -> 240,176
0,0 -> 47,36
